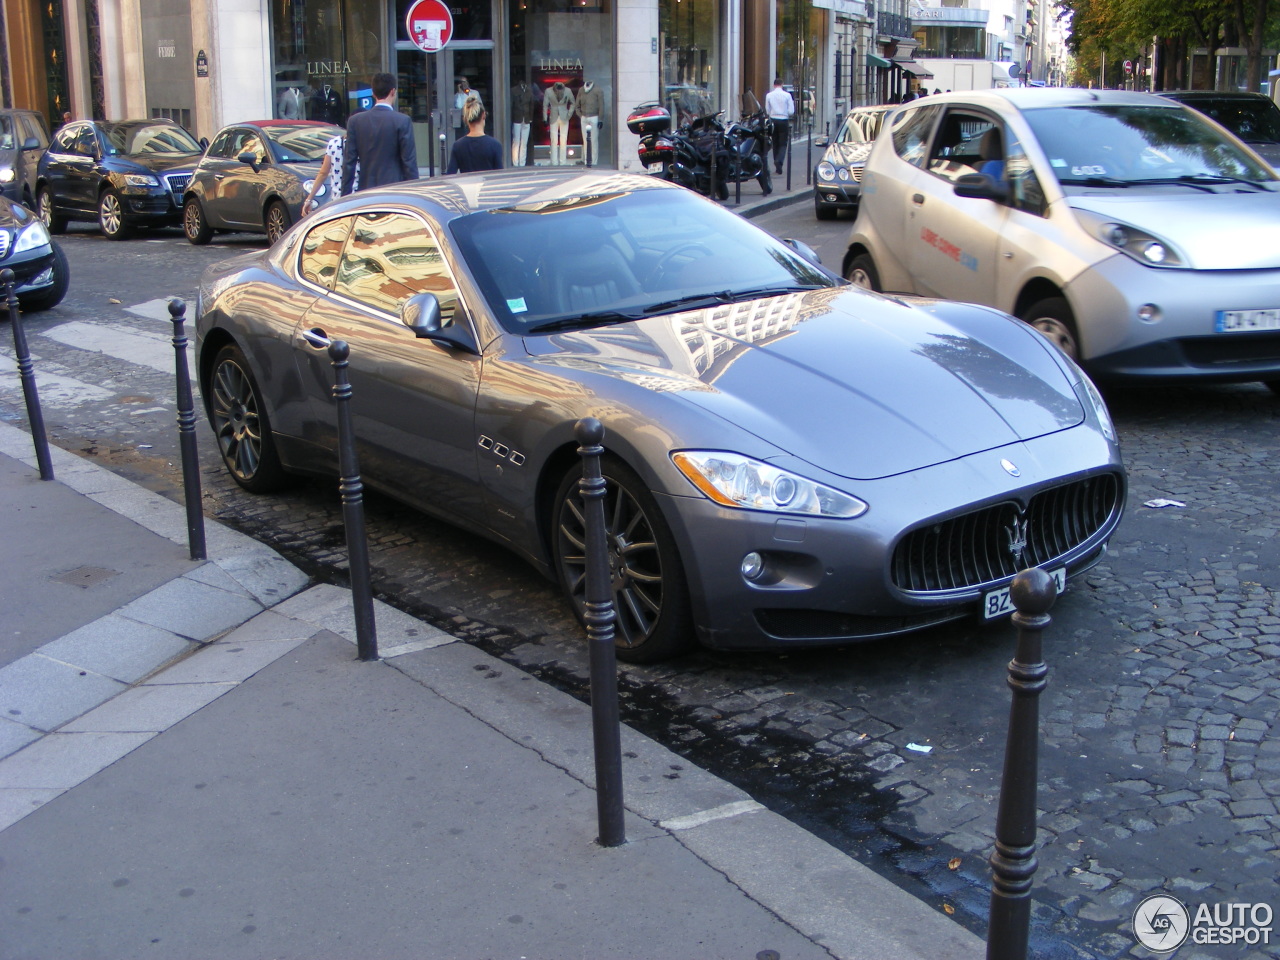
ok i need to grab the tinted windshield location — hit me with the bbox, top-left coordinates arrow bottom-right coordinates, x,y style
101,122 -> 201,156
264,124 -> 343,162
449,189 -> 838,333
838,110 -> 887,144
1023,104 -> 1276,184
1182,97 -> 1280,144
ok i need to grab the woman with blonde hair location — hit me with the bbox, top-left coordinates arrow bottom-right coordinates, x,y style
446,94 -> 503,174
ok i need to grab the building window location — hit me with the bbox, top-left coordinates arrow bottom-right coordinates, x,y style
270,0 -> 386,124
777,0 -> 825,131
660,0 -> 719,126
913,25 -> 985,59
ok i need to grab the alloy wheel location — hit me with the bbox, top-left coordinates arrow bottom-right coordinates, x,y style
210,356 -> 264,483
99,193 -> 124,236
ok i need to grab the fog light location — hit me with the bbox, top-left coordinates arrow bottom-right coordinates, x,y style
741,551 -> 765,582
1136,303 -> 1162,324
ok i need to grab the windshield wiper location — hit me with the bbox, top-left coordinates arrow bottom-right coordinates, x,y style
643,283 -> 826,316
1057,176 -> 1135,188
1169,173 -> 1269,191
524,311 -> 641,334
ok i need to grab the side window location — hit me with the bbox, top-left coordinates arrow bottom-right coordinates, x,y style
207,131 -> 234,158
50,125 -> 78,153
1004,129 -> 1047,217
890,104 -> 940,168
927,110 -> 999,184
333,212 -> 459,322
21,115 -> 48,148
71,127 -> 99,157
299,216 -> 353,289
231,132 -> 269,164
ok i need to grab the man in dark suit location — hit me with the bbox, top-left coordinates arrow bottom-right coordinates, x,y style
341,72 -> 418,194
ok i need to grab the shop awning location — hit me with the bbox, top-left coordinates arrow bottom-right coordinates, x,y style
893,59 -> 935,79
867,53 -> 892,69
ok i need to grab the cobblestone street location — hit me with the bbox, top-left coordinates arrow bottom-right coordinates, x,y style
2,226 -> 1278,957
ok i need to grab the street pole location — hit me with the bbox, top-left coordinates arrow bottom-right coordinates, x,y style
1,268 -> 53,480
167,298 -> 206,560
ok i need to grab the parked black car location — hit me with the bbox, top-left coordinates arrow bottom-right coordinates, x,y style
182,120 -> 340,246
36,118 -> 204,240
0,194 -> 69,311
0,109 -> 51,207
1158,91 -> 1280,171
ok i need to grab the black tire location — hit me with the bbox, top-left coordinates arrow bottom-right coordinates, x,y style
17,241 -> 69,312
98,189 -> 134,240
844,252 -> 880,291
183,196 -> 213,245
208,344 -> 291,493
552,456 -> 694,663
1019,296 -> 1080,361
815,198 -> 837,221
265,200 -> 291,245
37,187 -> 66,234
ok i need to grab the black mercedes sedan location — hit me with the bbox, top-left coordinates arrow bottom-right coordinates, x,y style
0,194 -> 69,311
36,118 -> 203,240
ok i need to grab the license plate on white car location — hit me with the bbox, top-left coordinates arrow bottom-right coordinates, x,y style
1215,308 -> 1280,333
982,568 -> 1066,620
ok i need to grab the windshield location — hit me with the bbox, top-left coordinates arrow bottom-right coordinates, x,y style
1182,97 -> 1280,144
264,124 -> 343,162
1023,104 -> 1276,184
101,121 -> 201,156
838,109 -> 887,144
449,189 -> 838,334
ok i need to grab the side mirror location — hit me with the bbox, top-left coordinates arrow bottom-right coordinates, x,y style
782,237 -> 823,266
200,137 -> 209,150
21,137 -> 39,151
814,135 -> 830,147
237,151 -> 260,172
401,293 -> 479,354
953,172 -> 1008,203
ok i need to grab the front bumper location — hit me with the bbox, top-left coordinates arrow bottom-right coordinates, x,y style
120,187 -> 182,222
659,424 -> 1125,651
1068,254 -> 1280,382
813,177 -> 862,209
1,244 -> 56,291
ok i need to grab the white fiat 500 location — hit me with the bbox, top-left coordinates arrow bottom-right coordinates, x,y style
844,88 -> 1280,388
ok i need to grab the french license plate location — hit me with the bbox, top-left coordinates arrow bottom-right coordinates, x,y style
982,567 -> 1066,620
1215,308 -> 1280,333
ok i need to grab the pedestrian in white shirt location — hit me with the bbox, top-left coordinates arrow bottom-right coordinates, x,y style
764,77 -> 795,175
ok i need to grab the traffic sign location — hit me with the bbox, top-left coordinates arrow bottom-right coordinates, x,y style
1123,59 -> 1133,74
405,0 -> 453,53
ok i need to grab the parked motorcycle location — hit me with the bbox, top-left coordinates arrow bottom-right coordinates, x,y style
627,103 -> 772,200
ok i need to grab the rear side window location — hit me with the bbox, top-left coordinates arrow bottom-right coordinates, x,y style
890,104 -> 940,168
334,211 -> 459,322
299,216 -> 353,289
51,125 -> 78,152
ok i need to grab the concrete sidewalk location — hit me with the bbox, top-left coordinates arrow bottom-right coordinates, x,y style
0,419 -> 983,960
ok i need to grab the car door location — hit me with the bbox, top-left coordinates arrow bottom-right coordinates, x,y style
906,106 -> 1007,305
17,114 -> 48,201
222,131 -> 274,228
43,124 -> 96,216
291,209 -> 484,519
862,103 -> 940,292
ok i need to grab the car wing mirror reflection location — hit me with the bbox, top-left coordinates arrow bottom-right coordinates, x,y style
782,237 -> 823,266
401,292 -> 479,354
953,172 -> 1009,203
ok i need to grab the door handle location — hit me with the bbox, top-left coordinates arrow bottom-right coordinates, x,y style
912,193 -> 925,205
299,328 -> 331,349
213,174 -> 225,181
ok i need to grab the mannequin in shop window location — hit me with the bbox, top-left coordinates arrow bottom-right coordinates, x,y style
576,80 -> 604,166
544,81 -> 575,166
310,83 -> 345,124
511,80 -> 535,166
278,85 -> 304,119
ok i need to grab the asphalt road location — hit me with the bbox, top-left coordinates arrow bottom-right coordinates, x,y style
3,210 -> 1279,960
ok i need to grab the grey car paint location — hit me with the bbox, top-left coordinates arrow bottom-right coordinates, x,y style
845,88 -> 1280,385
195,170 -> 1125,659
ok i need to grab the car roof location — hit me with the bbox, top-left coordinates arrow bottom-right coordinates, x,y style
922,88 -> 1182,112
246,119 -> 335,128
319,168 -> 684,220
1158,90 -> 1273,102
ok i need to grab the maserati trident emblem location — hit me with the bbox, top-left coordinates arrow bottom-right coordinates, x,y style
1006,513 -> 1030,567
1000,458 -> 1021,477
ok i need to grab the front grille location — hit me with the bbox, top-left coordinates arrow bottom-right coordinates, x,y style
849,167 -> 864,182
164,173 -> 191,198
892,473 -> 1122,593
0,231 -> 11,260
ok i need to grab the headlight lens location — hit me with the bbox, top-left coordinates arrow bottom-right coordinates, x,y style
123,173 -> 160,187
0,168 -> 15,183
837,167 -> 850,181
672,451 -> 868,518
303,179 -> 326,198
12,220 -> 50,253
817,161 -> 836,180
1063,356 -> 1116,443
1096,219 -> 1184,267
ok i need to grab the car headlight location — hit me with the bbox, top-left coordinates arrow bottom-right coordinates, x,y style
817,161 -> 836,181
1061,355 -> 1117,443
12,220 -> 50,254
837,167 -> 851,181
122,173 -> 160,187
0,168 -> 15,183
672,451 -> 868,518
303,179 -> 326,198
1088,216 -> 1185,268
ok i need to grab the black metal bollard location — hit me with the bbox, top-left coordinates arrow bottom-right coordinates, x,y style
575,417 -> 626,847
805,129 -> 813,185
167,299 -> 206,560
1,268 -> 53,480
328,340 -> 378,661
986,567 -> 1056,960
785,129 -> 793,192
708,137 -> 718,202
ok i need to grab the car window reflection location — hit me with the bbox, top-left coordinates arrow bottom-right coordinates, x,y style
334,212 -> 459,321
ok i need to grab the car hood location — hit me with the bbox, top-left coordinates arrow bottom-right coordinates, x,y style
115,152 -> 203,174
822,141 -> 874,167
526,288 -> 1084,481
1067,189 -> 1280,269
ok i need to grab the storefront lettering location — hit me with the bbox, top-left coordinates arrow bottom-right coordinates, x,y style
536,56 -> 583,71
307,60 -> 354,77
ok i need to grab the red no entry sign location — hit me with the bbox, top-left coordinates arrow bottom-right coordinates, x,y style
406,0 -> 453,53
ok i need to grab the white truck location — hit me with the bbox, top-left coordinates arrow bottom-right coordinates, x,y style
917,59 -> 1021,92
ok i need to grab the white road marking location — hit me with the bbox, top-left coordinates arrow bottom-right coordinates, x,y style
659,799 -> 764,832
124,298 -> 179,322
41,320 -> 188,375
0,353 -> 113,403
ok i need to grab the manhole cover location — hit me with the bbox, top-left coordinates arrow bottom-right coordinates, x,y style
51,566 -> 121,588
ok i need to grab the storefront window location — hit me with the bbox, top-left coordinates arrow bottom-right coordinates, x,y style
271,0 -> 385,124
913,25 -> 984,59
507,0 -> 614,167
660,0 -> 719,126
776,0 -> 825,132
